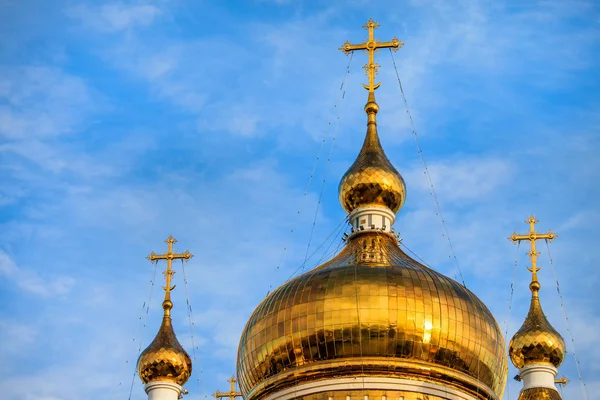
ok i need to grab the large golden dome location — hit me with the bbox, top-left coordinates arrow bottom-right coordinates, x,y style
237,88 -> 507,400
509,282 -> 566,369
237,21 -> 507,400
237,233 -> 507,399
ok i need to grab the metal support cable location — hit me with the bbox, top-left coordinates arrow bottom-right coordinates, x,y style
285,217 -> 348,283
389,49 -> 466,287
300,222 -> 348,274
503,240 -> 520,398
269,53 -> 354,294
125,260 -> 159,400
181,259 -> 206,399
313,218 -> 349,266
302,52 -> 354,272
400,241 -> 433,268
545,239 -> 589,400
504,241 -> 521,339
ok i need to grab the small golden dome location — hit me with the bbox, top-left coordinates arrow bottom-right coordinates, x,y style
137,300 -> 192,385
339,93 -> 406,214
509,285 -> 566,369
237,233 -> 508,400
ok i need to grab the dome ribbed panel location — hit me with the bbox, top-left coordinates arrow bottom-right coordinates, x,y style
509,294 -> 566,368
237,233 -> 507,400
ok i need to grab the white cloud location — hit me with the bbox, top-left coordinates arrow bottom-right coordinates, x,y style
0,156 -> 333,400
197,103 -> 263,137
19,272 -> 75,297
0,250 -> 17,274
1,1 -> 597,400
557,210 -> 600,234
64,6 -> 354,142
193,307 -> 248,360
0,320 -> 37,357
0,66 -> 95,140
404,157 -> 513,203
67,2 -> 162,33
0,251 -> 75,297
0,64 -> 147,186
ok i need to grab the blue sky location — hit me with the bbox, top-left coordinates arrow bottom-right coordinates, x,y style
0,1 -> 599,399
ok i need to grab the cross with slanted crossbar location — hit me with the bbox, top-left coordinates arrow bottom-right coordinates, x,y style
147,235 -> 193,301
213,375 -> 243,400
509,216 -> 557,285
339,18 -> 403,93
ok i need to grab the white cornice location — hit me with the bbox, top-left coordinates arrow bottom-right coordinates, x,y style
263,376 -> 481,400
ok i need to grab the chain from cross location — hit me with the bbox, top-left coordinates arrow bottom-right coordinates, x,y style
212,375 -> 243,400
339,18 -> 403,92
147,235 -> 193,302
509,215 -> 557,286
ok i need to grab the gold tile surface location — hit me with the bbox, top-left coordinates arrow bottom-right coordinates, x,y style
509,293 -> 566,369
338,121 -> 406,214
237,232 -> 507,400
517,387 -> 562,400
138,315 -> 192,385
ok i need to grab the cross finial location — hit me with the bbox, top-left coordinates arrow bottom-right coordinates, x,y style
147,235 -> 193,311
339,18 -> 403,93
213,375 -> 243,400
228,376 -> 236,392
509,216 -> 557,294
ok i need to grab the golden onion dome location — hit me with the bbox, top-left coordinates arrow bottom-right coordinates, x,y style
236,233 -> 508,400
137,299 -> 192,385
339,92 -> 406,214
509,281 -> 566,369
237,88 -> 507,400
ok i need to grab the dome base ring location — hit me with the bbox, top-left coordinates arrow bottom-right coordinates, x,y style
243,358 -> 498,400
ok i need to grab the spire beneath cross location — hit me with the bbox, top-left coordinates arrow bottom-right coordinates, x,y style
147,235 -> 193,309
213,375 -> 243,400
339,18 -> 403,93
509,216 -> 557,294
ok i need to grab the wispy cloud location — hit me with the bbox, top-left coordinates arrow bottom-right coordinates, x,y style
0,1 -> 598,400
66,2 -> 162,33
0,66 -> 96,140
0,251 -> 75,297
404,157 -> 513,203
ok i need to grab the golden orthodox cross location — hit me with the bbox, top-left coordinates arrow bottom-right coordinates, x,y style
509,216 -> 557,285
339,18 -> 403,92
147,235 -> 193,301
213,375 -> 243,400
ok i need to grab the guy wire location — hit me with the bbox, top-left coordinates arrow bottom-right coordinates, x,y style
302,52 -> 354,272
504,240 -> 520,398
268,52 -> 354,295
389,49 -> 466,287
126,259 -> 159,400
181,259 -> 206,399
545,239 -> 589,400
285,217 -> 348,283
